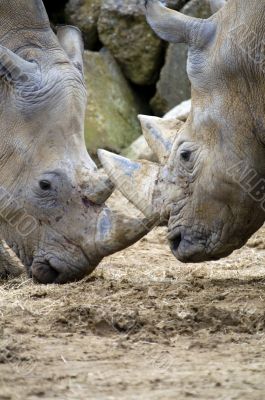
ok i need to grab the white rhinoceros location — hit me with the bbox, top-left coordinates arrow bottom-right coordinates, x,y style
100,0 -> 265,263
0,0 -> 151,283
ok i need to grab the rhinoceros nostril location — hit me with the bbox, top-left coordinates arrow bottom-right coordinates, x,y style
31,261 -> 59,284
170,233 -> 182,253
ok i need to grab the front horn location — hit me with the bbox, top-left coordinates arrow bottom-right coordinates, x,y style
98,150 -> 160,220
95,208 -> 157,257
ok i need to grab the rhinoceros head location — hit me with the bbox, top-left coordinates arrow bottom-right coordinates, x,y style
0,0 -> 150,283
99,0 -> 265,262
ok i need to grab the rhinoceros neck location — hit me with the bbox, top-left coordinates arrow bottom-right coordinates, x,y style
219,0 -> 265,84
228,0 -> 265,36
0,0 -> 57,52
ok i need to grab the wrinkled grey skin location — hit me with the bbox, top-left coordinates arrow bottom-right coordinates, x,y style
99,0 -> 265,263
0,1 -> 149,284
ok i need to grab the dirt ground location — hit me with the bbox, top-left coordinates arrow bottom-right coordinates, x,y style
1,195 -> 265,400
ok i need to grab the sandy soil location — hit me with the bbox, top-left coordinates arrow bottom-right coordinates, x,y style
1,195 -> 265,400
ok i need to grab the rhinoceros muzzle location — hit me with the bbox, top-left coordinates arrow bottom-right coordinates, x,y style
29,202 -> 152,284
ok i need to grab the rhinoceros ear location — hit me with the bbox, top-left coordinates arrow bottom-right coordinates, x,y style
145,0 -> 216,45
57,25 -> 84,73
0,45 -> 39,84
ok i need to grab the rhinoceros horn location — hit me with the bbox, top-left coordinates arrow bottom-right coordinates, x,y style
138,115 -> 184,164
97,150 -> 160,220
74,166 -> 156,262
0,240 -> 24,279
95,208 -> 155,257
98,114 -> 185,224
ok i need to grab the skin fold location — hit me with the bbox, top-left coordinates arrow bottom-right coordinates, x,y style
99,0 -> 265,263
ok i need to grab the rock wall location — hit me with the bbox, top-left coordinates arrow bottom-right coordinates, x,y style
84,49 -> 142,155
43,0 -> 212,156
151,0 -> 212,115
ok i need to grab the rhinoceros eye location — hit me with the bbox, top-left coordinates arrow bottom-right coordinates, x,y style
39,180 -> 51,191
180,150 -> 192,162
